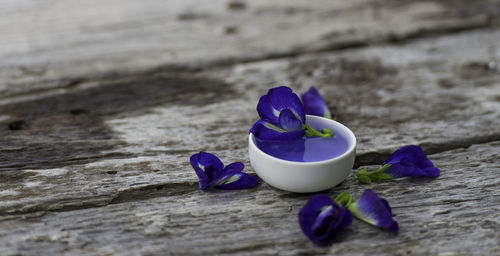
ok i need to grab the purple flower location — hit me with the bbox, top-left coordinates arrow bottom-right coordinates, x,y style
347,190 -> 398,232
301,86 -> 333,119
190,152 -> 258,190
250,86 -> 333,141
298,194 -> 352,246
356,145 -> 440,184
250,86 -> 306,141
384,145 -> 440,178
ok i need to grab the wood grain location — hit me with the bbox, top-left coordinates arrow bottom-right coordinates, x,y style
0,0 -> 500,255
0,142 -> 499,255
1,27 -> 499,217
2,0 -> 500,99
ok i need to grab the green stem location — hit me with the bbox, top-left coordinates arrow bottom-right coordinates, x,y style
356,168 -> 372,184
304,123 -> 334,138
334,191 -> 353,208
356,164 -> 392,184
367,164 -> 391,175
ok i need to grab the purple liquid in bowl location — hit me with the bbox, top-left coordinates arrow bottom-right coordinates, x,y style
254,128 -> 350,162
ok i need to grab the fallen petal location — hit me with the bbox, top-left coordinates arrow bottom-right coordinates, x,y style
214,173 -> 259,190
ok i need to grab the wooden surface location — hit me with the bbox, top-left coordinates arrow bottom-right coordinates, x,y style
1,0 -> 500,255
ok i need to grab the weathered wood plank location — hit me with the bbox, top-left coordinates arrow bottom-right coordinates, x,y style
2,0 -> 500,98
0,142 -> 499,255
1,27 -> 499,216
1,1 -> 500,255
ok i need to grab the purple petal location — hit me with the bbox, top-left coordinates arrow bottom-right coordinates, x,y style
311,204 -> 350,240
384,145 -> 440,178
299,194 -> 352,246
250,119 -> 305,141
279,109 -> 303,130
386,164 -> 440,178
385,145 -> 433,168
190,152 -> 225,190
256,94 -> 280,126
422,166 -> 441,177
257,86 -> 305,124
222,162 -> 244,175
299,195 -> 333,245
353,190 -> 398,232
269,86 -> 305,123
338,210 -> 353,230
214,173 -> 259,190
301,86 -> 333,119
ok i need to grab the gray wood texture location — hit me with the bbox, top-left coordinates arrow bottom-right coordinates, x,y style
1,0 -> 500,255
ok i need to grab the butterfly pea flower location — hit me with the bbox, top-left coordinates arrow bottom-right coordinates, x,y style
336,190 -> 399,232
250,86 -> 333,141
356,145 -> 440,184
300,86 -> 333,119
298,194 -> 352,246
190,152 -> 258,190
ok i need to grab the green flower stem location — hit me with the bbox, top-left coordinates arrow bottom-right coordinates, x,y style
356,164 -> 392,184
334,191 -> 353,208
304,123 -> 334,138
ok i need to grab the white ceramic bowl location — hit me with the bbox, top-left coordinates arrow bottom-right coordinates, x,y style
248,115 -> 356,193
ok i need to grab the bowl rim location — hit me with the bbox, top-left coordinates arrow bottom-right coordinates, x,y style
249,115 -> 357,166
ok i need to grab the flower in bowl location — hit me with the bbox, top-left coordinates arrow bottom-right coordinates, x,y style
301,86 -> 333,119
250,86 -> 333,141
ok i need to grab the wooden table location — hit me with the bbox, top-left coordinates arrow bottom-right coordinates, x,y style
1,1 -> 499,255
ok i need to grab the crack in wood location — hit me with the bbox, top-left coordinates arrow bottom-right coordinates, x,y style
355,131 -> 500,167
2,131 -> 498,215
0,182 -> 198,216
0,74 -> 237,171
3,16 -> 500,101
